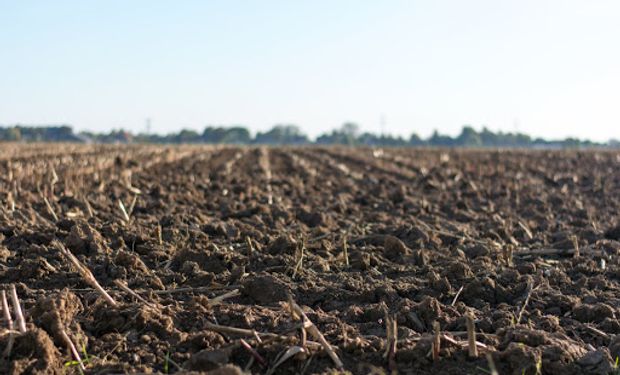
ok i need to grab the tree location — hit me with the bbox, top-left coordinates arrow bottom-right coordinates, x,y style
254,125 -> 309,144
457,126 -> 482,147
176,129 -> 200,143
6,127 -> 21,141
202,126 -> 251,144
428,130 -> 454,146
222,127 -> 251,143
316,122 -> 361,145
409,133 -> 424,146
480,127 -> 497,146
341,122 -> 359,137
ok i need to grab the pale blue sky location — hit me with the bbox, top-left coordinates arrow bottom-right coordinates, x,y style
1,1 -> 619,141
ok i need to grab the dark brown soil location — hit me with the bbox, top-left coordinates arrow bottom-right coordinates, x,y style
1,144 -> 620,374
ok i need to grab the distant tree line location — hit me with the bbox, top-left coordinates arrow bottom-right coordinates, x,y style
0,125 -> 82,142
0,123 -> 617,148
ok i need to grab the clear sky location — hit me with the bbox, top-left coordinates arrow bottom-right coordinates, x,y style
1,1 -> 619,141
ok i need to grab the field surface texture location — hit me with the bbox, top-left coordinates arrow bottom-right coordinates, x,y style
1,144 -> 620,375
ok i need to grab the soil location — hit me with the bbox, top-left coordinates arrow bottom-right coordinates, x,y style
1,144 -> 620,374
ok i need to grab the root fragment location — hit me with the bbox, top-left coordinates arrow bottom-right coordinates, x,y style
240,338 -> 267,367
288,296 -> 344,369
59,327 -> 85,371
451,285 -> 464,306
466,313 -> 477,358
207,289 -> 240,306
1,290 -> 15,358
486,353 -> 499,375
114,280 -> 157,308
516,279 -> 534,325
383,312 -> 398,371
10,285 -> 27,333
54,240 -> 118,307
432,321 -> 441,362
118,199 -> 130,223
42,195 -> 58,222
266,346 -> 306,375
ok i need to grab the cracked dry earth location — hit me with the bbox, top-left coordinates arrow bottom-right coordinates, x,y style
1,144 -> 620,374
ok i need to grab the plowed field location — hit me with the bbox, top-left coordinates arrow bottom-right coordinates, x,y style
1,144 -> 620,374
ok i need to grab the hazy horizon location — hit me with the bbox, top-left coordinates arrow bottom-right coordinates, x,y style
1,1 -> 619,142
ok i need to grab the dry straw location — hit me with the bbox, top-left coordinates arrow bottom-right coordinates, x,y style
466,313 -> 477,358
54,240 -> 118,307
288,295 -> 344,369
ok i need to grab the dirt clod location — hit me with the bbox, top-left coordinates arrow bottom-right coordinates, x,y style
1,329 -> 63,375
242,273 -> 291,304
